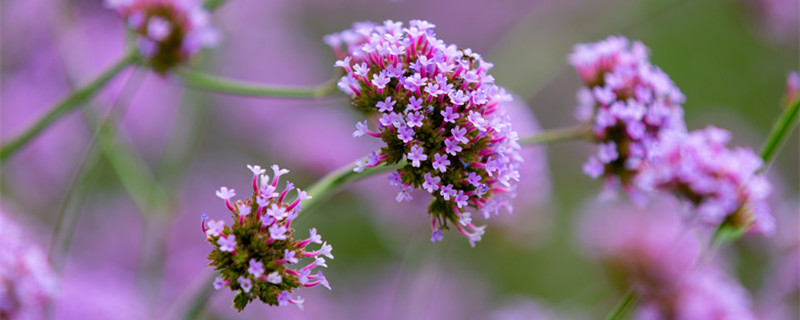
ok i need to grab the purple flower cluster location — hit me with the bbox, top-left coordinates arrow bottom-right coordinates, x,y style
569,36 -> 686,186
0,211 -> 58,319
325,20 -> 522,246
203,164 -> 333,311
578,198 -> 757,319
105,0 -> 218,73
638,127 -> 775,235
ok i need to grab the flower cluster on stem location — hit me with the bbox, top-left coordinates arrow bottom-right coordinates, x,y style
569,36 -> 686,187
638,127 -> 775,235
325,20 -> 522,246
203,164 -> 333,311
105,0 -> 219,73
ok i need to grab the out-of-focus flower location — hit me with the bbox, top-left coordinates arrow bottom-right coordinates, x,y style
784,70 -> 799,105
486,297 -> 587,320
637,127 -> 774,235
106,0 -> 218,73
203,164 -> 331,311
632,267 -> 758,320
744,0 -> 799,45
578,197 -> 757,319
0,210 -> 59,319
569,36 -> 686,187
326,20 -> 522,246
756,200 -> 799,320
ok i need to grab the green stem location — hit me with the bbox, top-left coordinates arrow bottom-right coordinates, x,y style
181,273 -> 218,320
300,125 -> 588,215
0,51 -> 136,162
518,125 -> 591,146
177,69 -> 340,99
759,96 -> 800,171
302,161 -> 406,215
203,0 -> 227,10
603,290 -> 639,320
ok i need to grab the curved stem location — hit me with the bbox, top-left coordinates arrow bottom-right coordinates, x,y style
603,290 -> 639,320
301,161 -> 406,215
759,96 -> 800,172
0,52 -> 136,161
0,51 -> 136,162
177,69 -> 341,99
519,125 -> 591,146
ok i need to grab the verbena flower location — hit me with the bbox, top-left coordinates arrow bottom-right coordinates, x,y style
203,164 -> 332,311
569,36 -> 686,187
0,210 -> 58,319
105,0 -> 218,73
578,197 -> 757,319
638,127 -> 775,235
325,20 -> 522,246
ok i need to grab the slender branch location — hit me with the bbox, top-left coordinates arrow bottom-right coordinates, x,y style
519,125 -> 591,146
177,69 -> 341,99
759,96 -> 800,172
0,51 -> 136,162
180,272 -> 218,320
203,0 -> 227,10
302,161 -> 406,215
603,290 -> 639,320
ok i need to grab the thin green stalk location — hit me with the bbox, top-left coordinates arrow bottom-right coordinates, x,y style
603,290 -> 639,320
203,0 -> 227,10
177,69 -> 340,98
48,69 -> 144,269
301,161 -> 405,215
759,96 -> 800,171
0,51 -> 136,162
519,125 -> 591,146
181,272 -> 218,320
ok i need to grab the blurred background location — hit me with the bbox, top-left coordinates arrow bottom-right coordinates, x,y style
1,0 -> 798,319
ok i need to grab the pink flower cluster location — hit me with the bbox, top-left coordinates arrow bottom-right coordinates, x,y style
325,20 -> 522,246
570,36 -> 774,235
0,211 -> 58,319
579,198 -> 758,319
105,0 -> 218,73
638,127 -> 775,235
569,36 -> 686,186
203,164 -> 332,311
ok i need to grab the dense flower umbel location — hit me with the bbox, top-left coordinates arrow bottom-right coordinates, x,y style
569,36 -> 686,187
105,0 -> 218,73
203,164 -> 333,311
0,211 -> 58,319
325,20 -> 523,246
579,198 -> 757,319
638,127 -> 775,235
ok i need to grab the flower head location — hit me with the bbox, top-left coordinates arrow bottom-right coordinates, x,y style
106,0 -> 219,73
637,127 -> 774,235
327,20 -> 522,245
569,36 -> 686,186
203,164 -> 333,311
0,211 -> 59,319
578,197 -> 757,319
